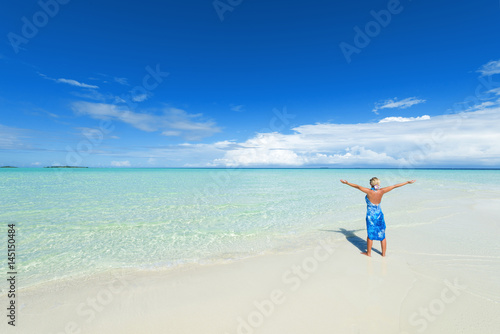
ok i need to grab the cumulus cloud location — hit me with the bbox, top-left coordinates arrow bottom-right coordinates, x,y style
72,102 -> 221,140
214,147 -> 304,167
68,105 -> 500,168
477,59 -> 500,76
209,107 -> 500,168
372,97 -> 426,114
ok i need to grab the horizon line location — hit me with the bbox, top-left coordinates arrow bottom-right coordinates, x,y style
2,166 -> 500,170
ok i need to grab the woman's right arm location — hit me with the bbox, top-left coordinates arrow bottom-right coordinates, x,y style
340,180 -> 371,194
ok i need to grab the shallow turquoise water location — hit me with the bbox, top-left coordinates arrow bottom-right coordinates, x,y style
0,168 -> 499,288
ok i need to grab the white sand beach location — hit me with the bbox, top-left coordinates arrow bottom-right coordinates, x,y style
3,192 -> 500,334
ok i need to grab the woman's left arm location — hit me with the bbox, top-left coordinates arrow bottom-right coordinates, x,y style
381,180 -> 416,193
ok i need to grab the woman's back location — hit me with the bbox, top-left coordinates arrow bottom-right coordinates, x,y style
366,189 -> 383,205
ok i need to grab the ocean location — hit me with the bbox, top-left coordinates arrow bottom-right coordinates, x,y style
1,168 -> 499,289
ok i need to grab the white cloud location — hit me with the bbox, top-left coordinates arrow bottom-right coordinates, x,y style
39,72 -> 99,89
114,77 -> 128,85
373,97 -> 426,113
56,78 -> 99,89
162,130 -> 181,136
63,105 -> 500,168
214,147 -> 304,166
44,111 -> 59,118
131,93 -> 150,102
208,107 -> 500,167
230,104 -> 245,112
466,101 -> 495,111
0,124 -> 32,150
460,98 -> 500,112
111,160 -> 131,167
477,59 -> 500,76
113,96 -> 127,103
98,142 -> 226,168
73,102 -> 154,129
487,87 -> 500,95
72,102 -> 221,140
378,115 -> 430,123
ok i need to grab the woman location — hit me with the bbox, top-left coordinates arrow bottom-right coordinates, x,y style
340,177 -> 415,257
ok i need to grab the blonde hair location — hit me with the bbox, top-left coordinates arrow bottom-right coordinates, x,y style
369,177 -> 380,187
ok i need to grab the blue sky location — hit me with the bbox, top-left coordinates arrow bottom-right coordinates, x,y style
1,0 -> 500,167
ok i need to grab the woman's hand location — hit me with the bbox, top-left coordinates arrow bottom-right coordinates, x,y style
340,179 -> 348,184
407,180 -> 416,184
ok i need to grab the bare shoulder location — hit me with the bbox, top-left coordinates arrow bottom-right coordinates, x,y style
379,186 -> 393,194
358,186 -> 372,194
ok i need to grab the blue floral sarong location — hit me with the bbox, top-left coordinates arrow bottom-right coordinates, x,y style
365,192 -> 386,241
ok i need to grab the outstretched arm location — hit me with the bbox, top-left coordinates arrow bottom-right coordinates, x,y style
381,180 -> 416,194
340,179 -> 371,194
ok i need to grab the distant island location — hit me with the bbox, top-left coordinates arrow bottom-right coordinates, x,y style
44,166 -> 88,168
0,166 -> 18,168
